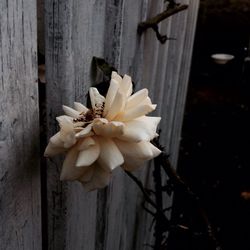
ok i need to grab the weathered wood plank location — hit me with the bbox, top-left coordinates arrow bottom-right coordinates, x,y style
0,0 -> 41,249
44,1 -> 106,249
136,0 -> 199,248
95,1 -> 155,250
170,0 -> 200,167
44,0 -> 199,249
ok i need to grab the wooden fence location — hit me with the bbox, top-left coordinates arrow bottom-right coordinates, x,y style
0,0 -> 199,249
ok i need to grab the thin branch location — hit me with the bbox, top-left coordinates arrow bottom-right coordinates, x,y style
142,203 -> 155,217
160,152 -> 196,199
159,152 -> 221,249
125,171 -> 158,210
125,170 -> 170,229
138,4 -> 188,34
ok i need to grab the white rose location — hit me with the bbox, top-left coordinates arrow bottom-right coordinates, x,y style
44,72 -> 161,191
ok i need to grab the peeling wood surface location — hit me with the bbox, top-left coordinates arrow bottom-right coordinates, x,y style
45,1 -> 106,249
0,0 -> 41,249
44,0 -> 199,249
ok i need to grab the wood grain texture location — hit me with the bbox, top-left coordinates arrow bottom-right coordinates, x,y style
139,1 -> 199,248
44,0 -> 199,249
45,1 -> 106,249
0,0 -> 41,249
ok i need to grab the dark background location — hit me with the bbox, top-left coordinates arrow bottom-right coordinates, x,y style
169,1 -> 250,249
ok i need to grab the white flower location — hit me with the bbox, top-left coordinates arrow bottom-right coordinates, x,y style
44,72 -> 161,191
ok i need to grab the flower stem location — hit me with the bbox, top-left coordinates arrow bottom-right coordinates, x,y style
124,170 -> 158,210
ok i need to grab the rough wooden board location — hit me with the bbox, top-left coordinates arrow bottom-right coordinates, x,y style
170,0 -> 200,167
137,0 -> 199,248
37,0 -> 45,56
44,1 -> 106,249
0,0 -> 41,249
44,0 -> 199,249
101,1 -> 157,250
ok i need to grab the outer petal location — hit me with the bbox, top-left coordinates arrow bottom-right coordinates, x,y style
114,140 -> 161,171
141,96 -> 152,104
60,146 -> 88,181
103,79 -> 119,116
62,105 -> 80,118
49,132 -> 64,147
44,132 -> 66,156
44,142 -> 66,157
126,89 -> 148,109
59,132 -> 76,148
56,115 -> 73,125
105,91 -> 125,120
93,118 -> 124,137
78,167 -> 94,182
54,118 -> 76,148
81,164 -> 111,191
111,71 -> 122,83
76,137 -> 100,167
116,104 -> 156,122
120,74 -> 133,97
89,87 -> 105,110
74,102 -> 89,113
117,116 -> 161,142
96,137 -> 124,171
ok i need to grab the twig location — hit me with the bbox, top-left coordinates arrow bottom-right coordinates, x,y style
153,156 -> 164,249
158,152 -> 221,249
138,4 -> 188,43
125,170 -> 170,228
125,171 -> 158,210
160,152 -> 196,198
138,4 -> 188,32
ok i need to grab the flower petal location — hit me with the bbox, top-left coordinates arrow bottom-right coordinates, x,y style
103,79 -> 119,116
60,146 -> 88,181
111,71 -> 122,83
44,131 -> 72,157
49,132 -> 64,147
44,142 -> 66,157
77,137 -> 96,150
116,104 -> 156,122
114,140 -> 161,171
120,74 -> 133,97
117,116 -> 161,142
78,167 -> 94,182
89,87 -> 105,110
55,116 -> 77,148
93,118 -> 124,137
76,138 -> 100,167
140,96 -> 155,106
59,131 -> 76,148
105,91 -> 125,120
96,137 -> 124,171
126,89 -> 148,109
75,123 -> 94,138
81,164 -> 111,191
62,105 -> 80,118
56,115 -> 73,125
74,102 -> 89,113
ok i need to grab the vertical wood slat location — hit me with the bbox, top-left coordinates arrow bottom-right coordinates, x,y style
137,1 -> 199,248
44,0 -> 199,249
100,1 -> 149,250
45,1 -> 106,249
0,0 -> 41,250
170,0 -> 200,167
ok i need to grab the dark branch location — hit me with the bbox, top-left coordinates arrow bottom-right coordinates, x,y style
138,4 -> 188,32
125,171 -> 158,210
125,170 -> 170,228
158,152 -> 221,249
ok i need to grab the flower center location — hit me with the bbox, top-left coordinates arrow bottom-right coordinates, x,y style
73,102 -> 104,125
